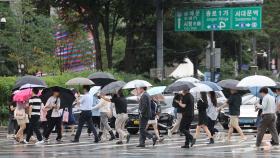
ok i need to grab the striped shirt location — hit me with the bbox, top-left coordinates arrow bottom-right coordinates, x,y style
29,96 -> 42,116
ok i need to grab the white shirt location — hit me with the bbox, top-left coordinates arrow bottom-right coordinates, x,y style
46,96 -> 61,117
206,97 -> 218,121
257,94 -> 276,114
92,97 -> 111,113
79,92 -> 94,111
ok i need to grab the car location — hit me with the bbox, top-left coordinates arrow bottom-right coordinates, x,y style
125,95 -> 175,135
219,93 -> 259,129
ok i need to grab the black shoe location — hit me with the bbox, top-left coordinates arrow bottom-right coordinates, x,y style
152,137 -> 157,146
191,138 -> 196,147
136,144 -> 145,148
109,131 -> 116,141
94,138 -> 99,143
126,134 -> 131,143
208,138 -> 214,144
98,132 -> 103,141
71,140 -> 79,143
271,141 -> 279,146
116,141 -> 123,145
181,145 -> 190,148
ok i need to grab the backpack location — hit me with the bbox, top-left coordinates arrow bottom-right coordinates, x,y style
150,100 -> 158,120
14,107 -> 26,120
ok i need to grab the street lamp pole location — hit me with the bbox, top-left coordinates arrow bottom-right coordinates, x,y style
156,0 -> 164,80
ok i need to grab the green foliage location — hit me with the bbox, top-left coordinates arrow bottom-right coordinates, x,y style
0,0 -> 56,75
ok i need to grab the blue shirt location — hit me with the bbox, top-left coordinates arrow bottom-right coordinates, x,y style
92,96 -> 100,116
79,92 -> 94,111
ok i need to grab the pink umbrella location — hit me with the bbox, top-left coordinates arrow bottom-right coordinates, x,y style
13,88 -> 42,103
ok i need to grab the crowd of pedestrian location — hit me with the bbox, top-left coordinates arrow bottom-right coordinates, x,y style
7,80 -> 280,149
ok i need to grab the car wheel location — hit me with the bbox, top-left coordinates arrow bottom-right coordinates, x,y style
127,128 -> 139,135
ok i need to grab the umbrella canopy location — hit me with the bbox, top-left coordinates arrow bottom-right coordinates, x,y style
217,79 -> 242,90
176,77 -> 200,83
66,77 -> 94,86
165,81 -> 196,93
90,86 -> 102,96
201,81 -> 223,91
237,75 -> 276,88
19,83 -> 46,90
122,80 -> 152,89
190,83 -> 213,93
13,88 -> 40,102
41,86 -> 75,109
249,87 -> 275,98
101,81 -> 126,95
88,72 -> 116,87
147,86 -> 166,96
13,75 -> 47,90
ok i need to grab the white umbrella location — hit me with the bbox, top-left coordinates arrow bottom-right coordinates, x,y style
66,77 -> 95,86
237,75 -> 276,88
122,80 -> 152,89
147,86 -> 166,96
175,77 -> 200,83
19,83 -> 46,90
89,86 -> 101,95
190,83 -> 213,93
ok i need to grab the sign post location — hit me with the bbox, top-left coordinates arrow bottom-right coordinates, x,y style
175,6 -> 262,82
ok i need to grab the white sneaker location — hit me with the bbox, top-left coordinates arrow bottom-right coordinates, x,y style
35,140 -> 44,145
168,129 -> 172,138
23,139 -> 29,144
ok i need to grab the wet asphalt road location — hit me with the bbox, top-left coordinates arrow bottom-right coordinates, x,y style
0,128 -> 280,158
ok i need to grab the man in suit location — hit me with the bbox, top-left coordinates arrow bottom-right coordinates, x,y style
136,86 -> 157,147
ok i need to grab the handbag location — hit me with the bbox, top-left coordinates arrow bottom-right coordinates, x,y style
14,107 -> 26,120
62,108 -> 69,123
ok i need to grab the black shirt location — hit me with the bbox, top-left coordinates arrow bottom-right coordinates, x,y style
173,94 -> 184,113
111,95 -> 127,114
227,93 -> 241,116
182,93 -> 194,117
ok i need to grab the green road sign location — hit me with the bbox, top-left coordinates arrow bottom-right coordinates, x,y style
175,6 -> 262,31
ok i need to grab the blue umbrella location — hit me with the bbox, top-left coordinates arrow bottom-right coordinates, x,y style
201,81 -> 223,91
147,86 -> 166,96
249,87 -> 275,98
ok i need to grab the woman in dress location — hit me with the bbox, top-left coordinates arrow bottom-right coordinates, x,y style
191,92 -> 214,146
14,102 -> 28,143
206,91 -> 219,138
146,95 -> 164,142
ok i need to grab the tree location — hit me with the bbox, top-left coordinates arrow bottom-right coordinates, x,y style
0,0 -> 56,75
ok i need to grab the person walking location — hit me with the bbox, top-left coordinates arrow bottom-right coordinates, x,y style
168,93 -> 183,137
88,94 -> 100,136
255,87 -> 279,147
101,90 -> 130,144
14,102 -> 28,143
71,85 -> 99,143
136,87 -> 157,147
147,95 -> 164,142
191,92 -> 214,146
44,88 -> 63,142
7,98 -> 18,138
24,88 -> 44,144
275,88 -> 280,134
92,95 -> 115,141
218,89 -> 246,142
176,89 -> 194,149
207,91 -> 219,138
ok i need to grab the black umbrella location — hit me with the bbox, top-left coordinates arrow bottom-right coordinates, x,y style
41,86 -> 75,109
88,72 -> 116,87
165,81 -> 196,93
13,75 -> 47,91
